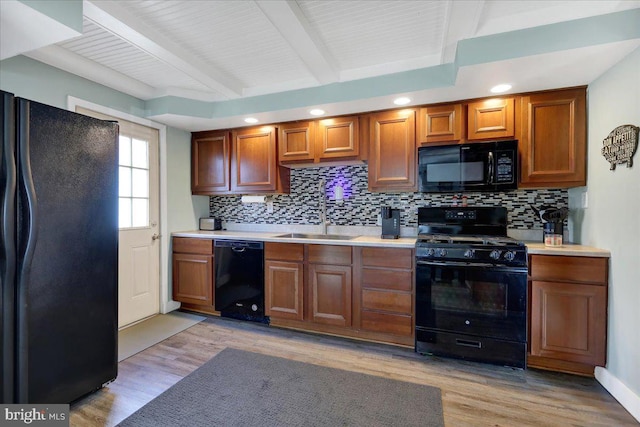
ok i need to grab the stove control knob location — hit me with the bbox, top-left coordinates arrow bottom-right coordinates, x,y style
464,249 -> 475,259
489,250 -> 502,260
426,248 -> 435,257
504,251 -> 516,261
438,249 -> 447,257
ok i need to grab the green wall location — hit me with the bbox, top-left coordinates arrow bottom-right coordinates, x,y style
569,47 -> 640,405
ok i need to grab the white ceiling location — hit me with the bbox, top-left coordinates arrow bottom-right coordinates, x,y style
4,0 -> 640,131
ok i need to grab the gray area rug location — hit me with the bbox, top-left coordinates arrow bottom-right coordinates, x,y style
118,348 -> 444,427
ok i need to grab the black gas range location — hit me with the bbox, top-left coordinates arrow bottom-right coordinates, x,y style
415,206 -> 528,368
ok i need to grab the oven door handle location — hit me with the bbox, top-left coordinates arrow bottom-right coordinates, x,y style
416,260 -> 527,273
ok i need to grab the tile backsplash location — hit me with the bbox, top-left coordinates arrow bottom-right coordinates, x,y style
209,165 -> 568,231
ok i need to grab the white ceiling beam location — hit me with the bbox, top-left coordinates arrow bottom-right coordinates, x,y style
25,45 -> 156,99
440,0 -> 486,64
84,0 -> 243,99
254,0 -> 339,85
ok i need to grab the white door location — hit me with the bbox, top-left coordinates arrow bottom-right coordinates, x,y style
77,107 -> 160,328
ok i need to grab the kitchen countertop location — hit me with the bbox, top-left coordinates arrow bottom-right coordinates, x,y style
172,230 -> 417,248
172,230 -> 610,256
525,242 -> 610,257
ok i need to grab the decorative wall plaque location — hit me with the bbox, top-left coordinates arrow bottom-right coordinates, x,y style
601,124 -> 639,170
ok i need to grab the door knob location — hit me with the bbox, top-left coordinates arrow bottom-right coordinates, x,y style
152,233 -> 161,241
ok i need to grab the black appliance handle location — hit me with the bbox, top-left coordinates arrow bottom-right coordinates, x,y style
16,99 -> 38,402
416,260 -> 526,273
231,246 -> 246,253
487,151 -> 494,184
456,339 -> 482,349
1,92 -> 17,403
1,93 -> 17,289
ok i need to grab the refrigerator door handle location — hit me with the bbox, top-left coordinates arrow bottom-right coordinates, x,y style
1,92 -> 17,403
15,99 -> 39,402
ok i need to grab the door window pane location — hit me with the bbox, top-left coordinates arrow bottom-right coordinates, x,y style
132,198 -> 149,227
119,136 -> 131,166
131,168 -> 148,198
119,137 -> 150,229
119,167 -> 132,197
119,198 -> 132,228
131,138 -> 148,168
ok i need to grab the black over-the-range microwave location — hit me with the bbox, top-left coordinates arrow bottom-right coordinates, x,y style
418,140 -> 518,193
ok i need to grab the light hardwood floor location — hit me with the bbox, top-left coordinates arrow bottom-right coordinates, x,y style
71,315 -> 637,426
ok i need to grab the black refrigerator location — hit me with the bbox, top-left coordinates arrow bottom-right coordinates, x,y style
1,91 -> 119,403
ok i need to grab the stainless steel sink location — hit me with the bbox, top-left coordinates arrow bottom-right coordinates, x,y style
275,233 -> 358,240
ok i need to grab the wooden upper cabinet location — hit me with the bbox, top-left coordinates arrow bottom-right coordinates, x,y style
191,130 -> 230,194
418,104 -> 464,144
467,97 -> 515,140
278,116 -> 362,166
519,88 -> 586,188
279,121 -> 315,163
231,125 -> 289,193
368,109 -> 416,192
315,115 -> 359,160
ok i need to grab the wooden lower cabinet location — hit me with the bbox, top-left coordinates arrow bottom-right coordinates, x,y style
308,263 -> 352,327
265,243 -> 304,321
172,237 -> 214,310
265,242 -> 415,347
265,260 -> 304,320
353,247 -> 414,346
528,255 -> 608,376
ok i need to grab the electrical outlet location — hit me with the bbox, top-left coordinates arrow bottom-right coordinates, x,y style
376,214 -> 381,226
581,192 -> 588,209
266,200 -> 274,213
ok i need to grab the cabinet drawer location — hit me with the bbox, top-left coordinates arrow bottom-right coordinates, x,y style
361,247 -> 413,269
265,242 -> 304,261
361,269 -> 412,292
362,289 -> 411,314
173,237 -> 214,255
530,255 -> 607,285
361,311 -> 412,336
308,244 -> 352,265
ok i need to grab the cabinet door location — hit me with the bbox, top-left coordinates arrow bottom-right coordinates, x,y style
368,109 -> 416,192
531,280 -> 606,366
315,115 -> 359,160
418,104 -> 463,144
519,88 -> 586,188
265,260 -> 304,320
467,97 -> 515,140
231,126 -> 278,192
308,264 -> 352,327
172,253 -> 213,306
191,130 -> 230,194
279,121 -> 314,163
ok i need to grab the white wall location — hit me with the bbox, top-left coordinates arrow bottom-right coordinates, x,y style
569,47 -> 640,417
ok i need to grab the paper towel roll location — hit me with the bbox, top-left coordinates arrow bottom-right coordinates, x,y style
241,195 -> 267,203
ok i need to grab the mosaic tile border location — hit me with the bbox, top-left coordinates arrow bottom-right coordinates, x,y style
209,165 -> 568,231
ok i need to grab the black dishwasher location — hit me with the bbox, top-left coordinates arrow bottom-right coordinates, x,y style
214,240 -> 267,323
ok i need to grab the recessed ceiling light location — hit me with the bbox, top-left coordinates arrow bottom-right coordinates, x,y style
310,109 -> 325,116
244,117 -> 259,124
490,84 -> 512,93
393,97 -> 411,106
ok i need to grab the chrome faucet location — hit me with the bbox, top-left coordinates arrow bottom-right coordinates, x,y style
319,178 -> 329,234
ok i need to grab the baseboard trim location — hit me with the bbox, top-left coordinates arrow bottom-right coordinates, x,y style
595,367 -> 640,422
